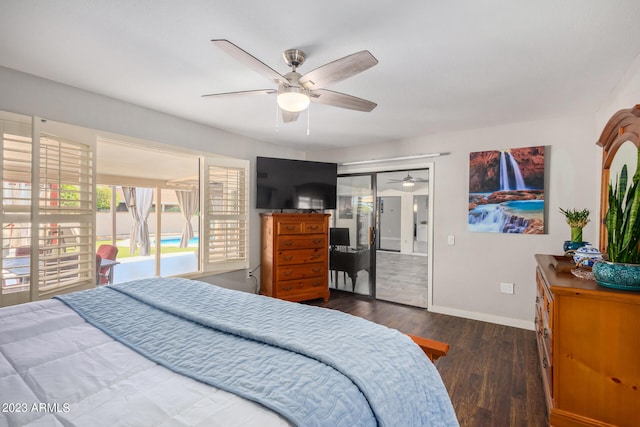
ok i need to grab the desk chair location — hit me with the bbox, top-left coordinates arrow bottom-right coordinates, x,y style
96,244 -> 118,285
330,228 -> 350,285
14,246 -> 30,257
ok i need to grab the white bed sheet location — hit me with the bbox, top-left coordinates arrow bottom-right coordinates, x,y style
0,299 -> 292,427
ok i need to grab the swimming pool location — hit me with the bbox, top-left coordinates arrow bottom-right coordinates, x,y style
156,236 -> 199,247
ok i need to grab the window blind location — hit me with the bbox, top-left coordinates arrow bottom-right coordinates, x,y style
202,157 -> 249,272
1,117 -> 96,307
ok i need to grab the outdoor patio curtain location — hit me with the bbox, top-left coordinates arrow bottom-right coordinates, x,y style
175,189 -> 199,248
122,187 -> 153,256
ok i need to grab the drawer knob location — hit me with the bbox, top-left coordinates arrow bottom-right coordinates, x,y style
283,271 -> 293,277
308,225 -> 319,230
282,255 -> 293,261
312,239 -> 322,244
285,225 -> 296,230
282,285 -> 293,291
312,268 -> 321,273
310,253 -> 321,259
283,240 -> 294,246
311,282 -> 322,287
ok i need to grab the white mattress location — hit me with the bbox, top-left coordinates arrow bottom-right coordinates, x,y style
0,299 -> 292,427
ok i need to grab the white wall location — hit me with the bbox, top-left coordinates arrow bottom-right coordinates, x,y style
310,51 -> 639,328
596,54 -> 640,130
378,188 -> 428,254
312,114 -> 602,329
0,66 -> 307,279
3,55 -> 639,327
378,196 -> 402,251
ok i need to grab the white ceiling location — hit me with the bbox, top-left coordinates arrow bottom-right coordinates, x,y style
2,1 -> 640,152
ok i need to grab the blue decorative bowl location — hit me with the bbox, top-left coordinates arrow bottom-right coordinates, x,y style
592,260 -> 640,291
563,240 -> 587,252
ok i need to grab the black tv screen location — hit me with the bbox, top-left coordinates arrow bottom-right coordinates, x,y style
256,157 -> 337,210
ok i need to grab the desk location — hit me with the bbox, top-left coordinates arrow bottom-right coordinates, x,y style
329,248 -> 370,292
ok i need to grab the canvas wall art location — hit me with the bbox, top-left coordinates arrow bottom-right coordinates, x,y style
468,146 -> 545,234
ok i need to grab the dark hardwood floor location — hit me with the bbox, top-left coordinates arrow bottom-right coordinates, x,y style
306,290 -> 548,427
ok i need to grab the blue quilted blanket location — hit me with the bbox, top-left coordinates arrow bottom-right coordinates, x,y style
56,277 -> 458,426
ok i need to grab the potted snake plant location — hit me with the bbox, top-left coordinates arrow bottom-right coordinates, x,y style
593,150 -> 640,290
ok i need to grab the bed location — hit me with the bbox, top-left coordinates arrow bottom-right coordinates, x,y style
0,277 -> 458,426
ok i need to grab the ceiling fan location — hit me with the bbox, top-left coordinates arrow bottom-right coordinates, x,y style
388,174 -> 428,187
202,39 -> 378,123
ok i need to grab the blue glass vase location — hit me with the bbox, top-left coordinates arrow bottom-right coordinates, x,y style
563,240 -> 587,253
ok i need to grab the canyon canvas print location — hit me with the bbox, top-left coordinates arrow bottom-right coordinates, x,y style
468,146 -> 545,234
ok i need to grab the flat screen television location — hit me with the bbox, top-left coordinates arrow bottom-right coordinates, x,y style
256,157 -> 337,210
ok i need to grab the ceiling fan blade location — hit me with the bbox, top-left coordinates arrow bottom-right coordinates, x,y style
211,39 -> 288,85
299,50 -> 378,90
201,89 -> 276,98
310,89 -> 377,112
281,110 -> 299,123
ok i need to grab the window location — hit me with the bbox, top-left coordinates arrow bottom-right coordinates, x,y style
96,148 -> 248,280
1,112 -> 249,306
1,115 -> 95,307
202,157 -> 249,272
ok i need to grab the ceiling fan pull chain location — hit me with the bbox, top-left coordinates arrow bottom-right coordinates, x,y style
306,103 -> 310,136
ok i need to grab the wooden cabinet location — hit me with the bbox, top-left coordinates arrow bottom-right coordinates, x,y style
260,213 -> 330,302
535,254 -> 640,427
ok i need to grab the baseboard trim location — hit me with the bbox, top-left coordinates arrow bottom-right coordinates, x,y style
429,305 -> 535,330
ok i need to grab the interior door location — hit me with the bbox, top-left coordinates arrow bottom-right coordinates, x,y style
331,174 -> 376,296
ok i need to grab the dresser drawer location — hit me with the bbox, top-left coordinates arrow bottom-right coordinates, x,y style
536,269 -> 553,330
276,221 -> 304,234
276,263 -> 326,281
261,213 -> 330,303
536,331 -> 553,398
303,221 -> 327,234
276,277 -> 327,297
275,248 -> 326,265
277,235 -> 326,250
535,266 -> 554,410
276,219 -> 327,235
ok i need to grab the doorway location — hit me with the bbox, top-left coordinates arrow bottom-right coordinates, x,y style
330,168 -> 431,308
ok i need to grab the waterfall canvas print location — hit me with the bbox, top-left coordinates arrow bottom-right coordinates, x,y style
468,146 -> 545,234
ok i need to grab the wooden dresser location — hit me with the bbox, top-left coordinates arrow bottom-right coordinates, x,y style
260,213 -> 330,302
535,254 -> 640,427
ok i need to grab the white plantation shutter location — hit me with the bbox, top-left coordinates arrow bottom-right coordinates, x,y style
36,134 -> 95,295
1,117 -> 96,307
201,157 -> 249,272
1,120 -> 33,304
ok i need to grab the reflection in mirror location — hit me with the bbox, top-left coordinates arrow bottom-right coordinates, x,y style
609,140 -> 638,196
597,105 -> 640,252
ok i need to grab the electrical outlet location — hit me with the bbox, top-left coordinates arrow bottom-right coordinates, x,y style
500,282 -> 514,294
247,269 -> 253,279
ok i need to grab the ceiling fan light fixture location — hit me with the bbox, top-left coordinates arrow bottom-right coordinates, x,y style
277,87 -> 310,112
402,181 -> 415,187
